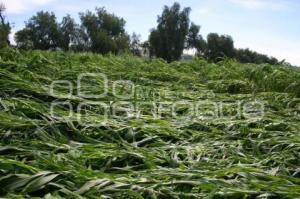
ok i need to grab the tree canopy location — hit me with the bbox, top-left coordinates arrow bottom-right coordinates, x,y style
205,33 -> 235,62
0,3 -> 11,48
79,7 -> 130,54
149,3 -> 191,62
187,23 -> 206,56
11,2 -> 280,64
15,11 -> 61,50
15,8 -> 130,53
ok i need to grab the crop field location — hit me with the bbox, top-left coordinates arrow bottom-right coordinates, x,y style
0,48 -> 300,198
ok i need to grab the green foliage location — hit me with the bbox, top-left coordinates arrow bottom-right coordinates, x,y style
59,14 -> 77,51
14,28 -> 33,50
11,3 -> 282,64
130,33 -> 142,56
149,3 -> 191,62
187,23 -> 206,55
80,7 -> 130,54
15,8 -> 130,54
235,48 -> 279,65
205,33 -> 235,62
0,3 -> 11,48
15,11 -> 61,50
0,48 -> 300,198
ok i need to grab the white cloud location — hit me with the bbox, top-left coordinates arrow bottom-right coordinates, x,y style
229,0 -> 288,10
1,0 -> 55,14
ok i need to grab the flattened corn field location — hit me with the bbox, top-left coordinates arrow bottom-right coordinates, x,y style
0,48 -> 300,198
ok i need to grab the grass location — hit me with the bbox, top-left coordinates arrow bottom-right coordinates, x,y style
0,47 -> 300,198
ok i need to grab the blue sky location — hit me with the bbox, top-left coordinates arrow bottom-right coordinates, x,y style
2,0 -> 300,65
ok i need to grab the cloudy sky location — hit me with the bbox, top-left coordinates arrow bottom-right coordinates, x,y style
2,0 -> 300,65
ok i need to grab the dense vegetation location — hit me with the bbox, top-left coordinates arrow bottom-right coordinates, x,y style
0,1 -> 299,198
0,4 -> 11,48
0,48 -> 300,198
0,2 -> 281,65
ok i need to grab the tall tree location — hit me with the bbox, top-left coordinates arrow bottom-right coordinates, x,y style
59,14 -> 77,51
0,3 -> 11,48
205,33 -> 235,62
187,23 -> 206,56
80,7 -> 129,54
149,3 -> 191,62
69,25 -> 90,52
14,28 -> 33,50
130,32 -> 141,56
15,11 -> 60,50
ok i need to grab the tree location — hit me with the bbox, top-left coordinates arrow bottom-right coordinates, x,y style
14,28 -> 33,50
130,33 -> 141,56
0,3 -> 11,48
141,41 -> 150,57
205,33 -> 235,62
59,15 -> 77,51
69,25 -> 90,52
15,11 -> 60,50
235,48 -> 278,65
187,23 -> 206,56
80,7 -> 130,54
149,3 -> 191,62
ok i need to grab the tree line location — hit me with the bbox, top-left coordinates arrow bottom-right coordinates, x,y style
0,2 -> 280,64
